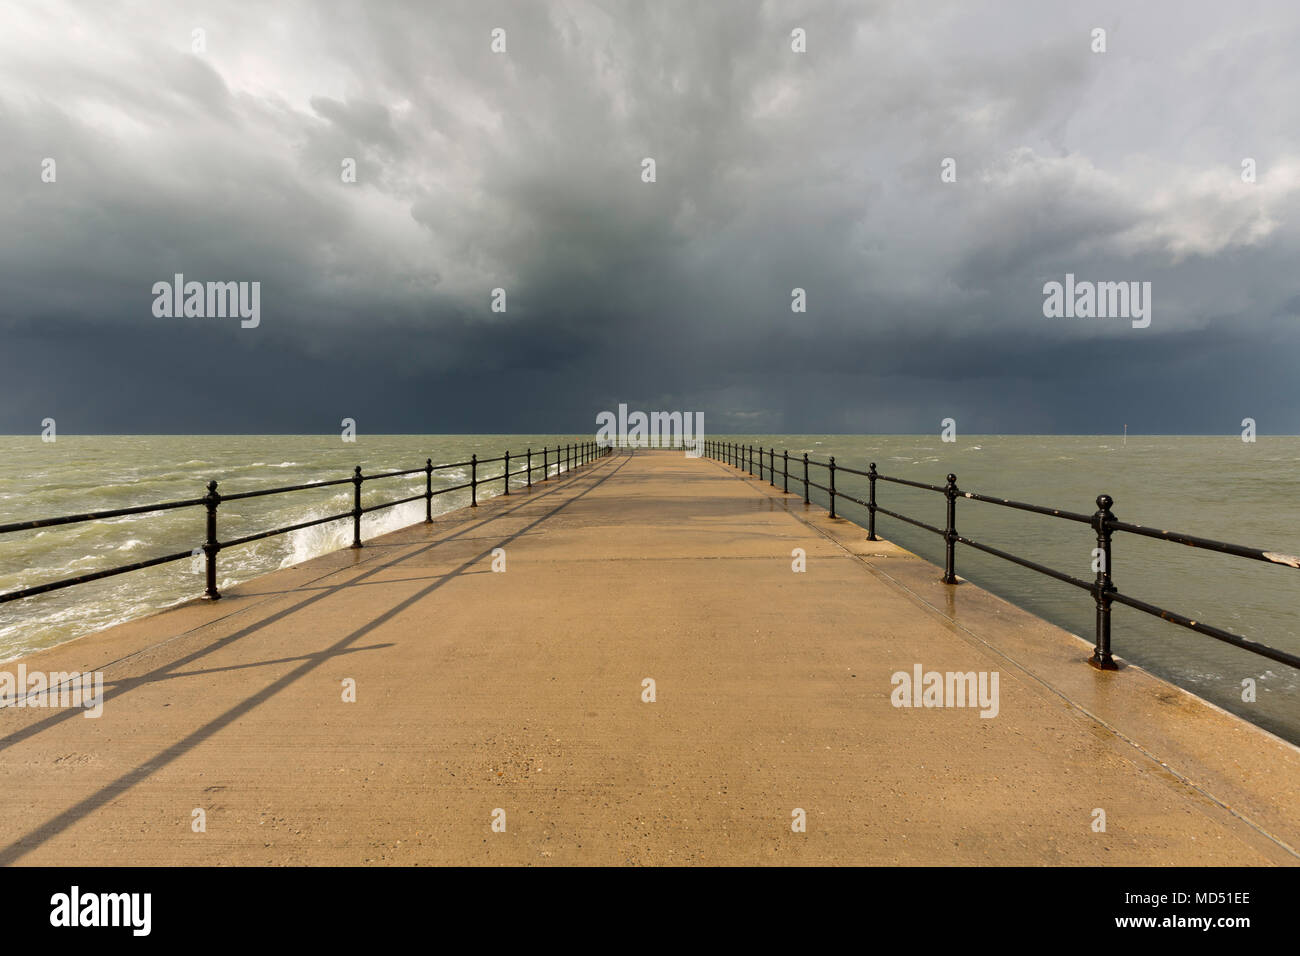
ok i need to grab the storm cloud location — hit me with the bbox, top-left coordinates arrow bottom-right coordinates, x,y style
2,0 -> 1298,434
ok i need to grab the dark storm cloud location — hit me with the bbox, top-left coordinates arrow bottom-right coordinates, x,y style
1,0 -> 1298,434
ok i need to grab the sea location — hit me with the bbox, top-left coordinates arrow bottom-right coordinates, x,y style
1,434 -> 1297,743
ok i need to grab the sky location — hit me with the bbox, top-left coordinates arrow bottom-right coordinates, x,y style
2,0 -> 1299,435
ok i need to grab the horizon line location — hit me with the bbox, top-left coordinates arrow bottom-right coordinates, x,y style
0,432 -> 1294,439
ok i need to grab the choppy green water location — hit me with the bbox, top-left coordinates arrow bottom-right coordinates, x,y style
0,435 -> 584,659
1,434 -> 1297,742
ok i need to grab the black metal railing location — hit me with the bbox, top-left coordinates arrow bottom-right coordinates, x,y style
599,437 -> 703,451
703,440 -> 1300,673
0,441 -> 606,606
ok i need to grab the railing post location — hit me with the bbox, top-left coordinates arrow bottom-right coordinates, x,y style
527,448 -> 532,488
424,458 -> 433,523
802,453 -> 810,504
351,466 -> 364,548
471,454 -> 478,506
202,480 -> 221,600
543,447 -> 548,481
769,448 -> 775,487
783,450 -> 789,494
1090,494 -> 1118,670
828,456 -> 837,518
942,473 -> 958,583
866,463 -> 878,541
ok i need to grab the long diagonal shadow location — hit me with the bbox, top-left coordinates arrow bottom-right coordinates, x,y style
0,454 -> 629,864
0,463 -> 607,752
103,644 -> 396,684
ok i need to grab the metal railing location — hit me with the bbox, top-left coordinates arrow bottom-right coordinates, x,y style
0,441 -> 605,605
599,438 -> 703,451
704,440 -> 1300,673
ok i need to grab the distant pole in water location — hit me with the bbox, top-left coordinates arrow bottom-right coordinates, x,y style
1123,424 -> 1127,446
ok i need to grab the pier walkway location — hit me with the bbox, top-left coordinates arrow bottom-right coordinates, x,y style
1,449 -> 1296,865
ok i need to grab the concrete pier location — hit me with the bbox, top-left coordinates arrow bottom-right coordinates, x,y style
1,449 -> 1296,865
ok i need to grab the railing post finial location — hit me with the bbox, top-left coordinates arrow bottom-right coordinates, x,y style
424,458 -> 433,523
351,466 -> 364,548
202,480 -> 221,600
1090,493 -> 1118,670
828,456 -> 837,518
942,473 -> 958,583
866,463 -> 878,541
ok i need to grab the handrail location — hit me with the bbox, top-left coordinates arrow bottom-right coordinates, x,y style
1,441 -> 606,607
703,439 -> 1300,672
0,497 -> 209,534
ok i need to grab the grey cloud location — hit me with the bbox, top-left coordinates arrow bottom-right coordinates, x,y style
0,0 -> 1298,434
